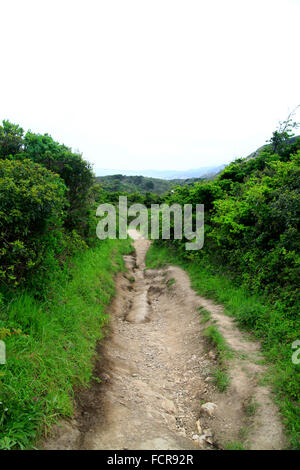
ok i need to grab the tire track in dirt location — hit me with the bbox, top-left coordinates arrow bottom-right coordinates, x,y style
43,230 -> 286,450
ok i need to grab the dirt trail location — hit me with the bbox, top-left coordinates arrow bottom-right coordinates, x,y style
43,230 -> 286,450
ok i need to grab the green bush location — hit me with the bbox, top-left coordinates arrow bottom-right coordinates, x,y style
0,158 -> 68,288
0,120 -> 95,239
0,120 -> 100,290
161,147 -> 300,316
23,131 -> 94,235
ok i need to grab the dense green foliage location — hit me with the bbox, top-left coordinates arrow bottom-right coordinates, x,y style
0,159 -> 67,288
0,120 -> 95,291
162,140 -> 300,317
0,238 -> 132,449
23,131 -> 94,234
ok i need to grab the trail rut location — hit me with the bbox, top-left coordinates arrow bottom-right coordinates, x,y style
43,230 -> 286,450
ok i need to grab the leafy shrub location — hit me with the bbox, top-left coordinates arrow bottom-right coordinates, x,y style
23,131 -> 94,234
0,158 -> 67,288
0,120 -> 95,239
161,146 -> 300,316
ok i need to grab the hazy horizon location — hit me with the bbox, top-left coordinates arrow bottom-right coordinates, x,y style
1,0 -> 300,172
94,164 -> 226,178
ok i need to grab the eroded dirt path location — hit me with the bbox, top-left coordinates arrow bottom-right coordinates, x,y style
43,230 -> 286,450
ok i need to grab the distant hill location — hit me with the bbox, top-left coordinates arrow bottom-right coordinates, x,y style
94,165 -> 225,179
245,135 -> 300,160
95,136 -> 300,194
95,174 -> 173,194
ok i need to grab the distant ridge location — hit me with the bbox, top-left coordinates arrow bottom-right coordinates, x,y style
94,165 -> 225,179
246,135 -> 300,160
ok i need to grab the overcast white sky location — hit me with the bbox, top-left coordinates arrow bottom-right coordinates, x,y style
1,0 -> 300,173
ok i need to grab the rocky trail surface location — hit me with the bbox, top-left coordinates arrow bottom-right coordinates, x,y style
43,230 -> 286,450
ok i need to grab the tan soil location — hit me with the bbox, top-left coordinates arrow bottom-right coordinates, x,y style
43,230 -> 286,450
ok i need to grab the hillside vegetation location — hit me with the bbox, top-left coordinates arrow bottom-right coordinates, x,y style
95,174 -> 173,194
95,173 -> 215,195
0,120 -> 98,292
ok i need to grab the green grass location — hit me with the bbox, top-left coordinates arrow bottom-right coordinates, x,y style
224,441 -> 246,450
166,278 -> 176,289
238,425 -> 250,441
146,243 -> 300,449
0,238 -> 132,450
202,324 -> 232,392
198,306 -> 211,324
213,368 -> 230,392
203,325 -> 233,362
243,397 -> 259,417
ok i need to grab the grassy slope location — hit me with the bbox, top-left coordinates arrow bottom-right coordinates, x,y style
146,243 -> 300,449
0,238 -> 132,450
